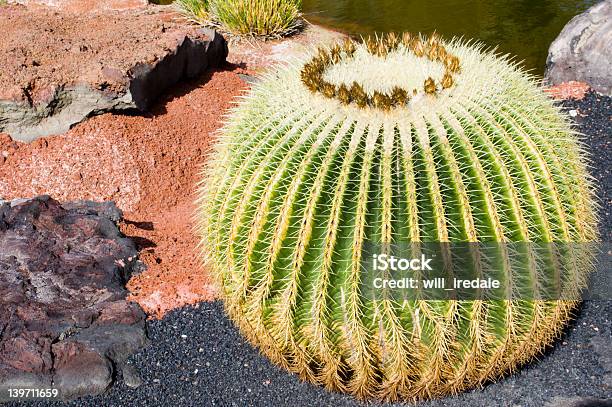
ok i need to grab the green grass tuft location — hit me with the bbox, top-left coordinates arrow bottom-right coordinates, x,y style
175,0 -> 302,38
212,0 -> 302,37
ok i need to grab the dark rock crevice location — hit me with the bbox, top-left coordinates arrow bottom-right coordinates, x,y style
129,29 -> 229,111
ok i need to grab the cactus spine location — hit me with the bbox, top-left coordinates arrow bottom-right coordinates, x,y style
197,33 -> 598,401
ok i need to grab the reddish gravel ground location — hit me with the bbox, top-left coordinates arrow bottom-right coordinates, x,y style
0,67 -> 249,318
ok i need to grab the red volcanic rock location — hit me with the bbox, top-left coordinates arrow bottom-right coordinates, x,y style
544,81 -> 591,101
0,196 -> 147,401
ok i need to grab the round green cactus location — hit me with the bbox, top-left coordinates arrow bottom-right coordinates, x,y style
197,33 -> 597,401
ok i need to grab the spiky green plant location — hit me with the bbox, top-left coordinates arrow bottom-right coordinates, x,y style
175,0 -> 302,38
197,33 -> 598,401
212,0 -> 302,37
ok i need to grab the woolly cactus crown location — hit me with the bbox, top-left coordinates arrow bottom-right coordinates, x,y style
197,33 -> 597,401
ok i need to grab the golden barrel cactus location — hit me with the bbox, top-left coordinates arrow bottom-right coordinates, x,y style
196,33 -> 597,401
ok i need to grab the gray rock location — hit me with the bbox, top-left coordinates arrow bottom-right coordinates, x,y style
52,343 -> 114,400
590,335 -> 612,389
121,364 -> 143,389
0,196 -> 148,401
545,1 -> 612,95
0,86 -> 134,143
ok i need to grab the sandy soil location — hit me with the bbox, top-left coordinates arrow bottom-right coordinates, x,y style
0,68 -> 249,318
0,4 -> 204,103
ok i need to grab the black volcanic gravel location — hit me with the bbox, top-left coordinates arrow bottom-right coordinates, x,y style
561,92 -> 612,242
10,93 -> 611,407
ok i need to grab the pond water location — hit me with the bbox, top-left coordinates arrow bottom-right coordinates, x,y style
301,0 -> 598,74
